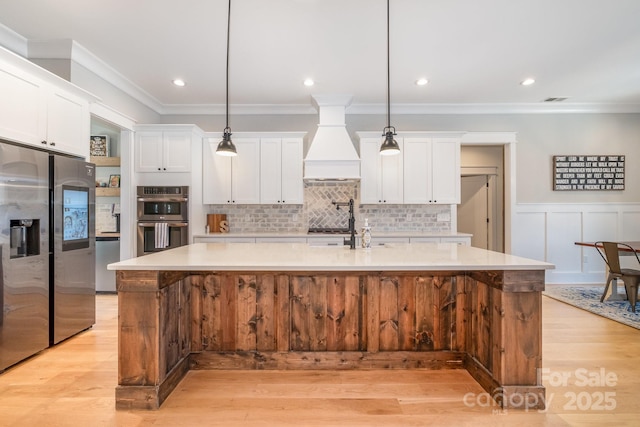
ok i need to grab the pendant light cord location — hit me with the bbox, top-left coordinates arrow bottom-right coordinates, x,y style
386,0 -> 391,129
225,0 -> 231,130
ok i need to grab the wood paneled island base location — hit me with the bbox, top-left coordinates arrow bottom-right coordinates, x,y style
115,267 -> 546,411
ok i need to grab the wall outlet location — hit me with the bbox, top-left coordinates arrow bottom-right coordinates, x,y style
406,213 -> 412,221
293,214 -> 298,222
436,213 -> 451,222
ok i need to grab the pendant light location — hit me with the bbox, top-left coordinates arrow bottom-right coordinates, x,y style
216,0 -> 237,156
380,0 -> 400,156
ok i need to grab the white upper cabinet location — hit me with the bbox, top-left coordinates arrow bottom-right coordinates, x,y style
260,137 -> 303,204
45,89 -> 90,157
403,137 -> 460,204
359,137 -> 404,204
203,137 -> 260,204
135,130 -> 191,172
0,50 -> 91,158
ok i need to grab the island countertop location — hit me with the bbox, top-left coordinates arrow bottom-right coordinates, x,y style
108,242 -> 554,272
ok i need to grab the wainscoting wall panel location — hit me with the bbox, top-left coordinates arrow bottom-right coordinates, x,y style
512,203 -> 640,284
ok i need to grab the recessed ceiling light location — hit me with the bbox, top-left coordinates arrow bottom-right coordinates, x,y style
303,78 -> 315,87
172,79 -> 186,87
520,78 -> 535,86
415,78 -> 429,86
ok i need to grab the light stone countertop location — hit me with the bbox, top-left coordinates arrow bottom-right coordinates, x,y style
108,242 -> 553,272
191,231 -> 473,238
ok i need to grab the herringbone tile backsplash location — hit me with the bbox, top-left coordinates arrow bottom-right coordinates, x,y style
205,182 -> 452,233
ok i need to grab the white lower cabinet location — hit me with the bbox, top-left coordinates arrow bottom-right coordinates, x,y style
410,236 -> 470,245
364,237 -> 410,246
440,237 -> 471,245
307,237 -> 345,246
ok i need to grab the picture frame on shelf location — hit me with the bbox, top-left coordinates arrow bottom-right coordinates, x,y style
109,174 -> 120,188
90,135 -> 110,157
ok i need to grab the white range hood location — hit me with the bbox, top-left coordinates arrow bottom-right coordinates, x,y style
304,94 -> 360,180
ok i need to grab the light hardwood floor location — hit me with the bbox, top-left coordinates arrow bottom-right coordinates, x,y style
0,292 -> 638,426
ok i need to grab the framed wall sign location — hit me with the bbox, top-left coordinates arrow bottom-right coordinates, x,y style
90,135 -> 110,157
553,155 -> 625,191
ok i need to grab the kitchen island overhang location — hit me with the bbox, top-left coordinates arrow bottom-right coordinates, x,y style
109,243 -> 554,410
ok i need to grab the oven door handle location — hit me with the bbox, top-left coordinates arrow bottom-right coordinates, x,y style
137,197 -> 188,202
137,222 -> 189,227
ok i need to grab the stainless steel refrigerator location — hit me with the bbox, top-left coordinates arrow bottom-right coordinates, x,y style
49,154 -> 96,345
0,140 -> 95,371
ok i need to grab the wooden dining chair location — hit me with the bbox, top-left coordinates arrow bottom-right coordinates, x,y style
594,241 -> 640,312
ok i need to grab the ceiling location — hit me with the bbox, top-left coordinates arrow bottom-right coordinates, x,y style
1,0 -> 640,114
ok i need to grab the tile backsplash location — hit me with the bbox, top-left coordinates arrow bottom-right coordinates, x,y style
205,182 -> 452,233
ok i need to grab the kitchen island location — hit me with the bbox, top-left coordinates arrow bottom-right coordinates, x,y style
109,243 -> 553,410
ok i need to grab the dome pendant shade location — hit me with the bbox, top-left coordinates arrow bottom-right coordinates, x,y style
216,127 -> 237,156
379,0 -> 400,156
216,0 -> 237,157
380,127 -> 400,156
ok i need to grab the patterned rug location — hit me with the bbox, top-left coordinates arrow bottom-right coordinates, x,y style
543,285 -> 640,330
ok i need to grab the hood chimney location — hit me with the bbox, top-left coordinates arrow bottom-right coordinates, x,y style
304,95 -> 360,180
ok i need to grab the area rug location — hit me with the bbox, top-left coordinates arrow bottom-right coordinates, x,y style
543,285 -> 640,330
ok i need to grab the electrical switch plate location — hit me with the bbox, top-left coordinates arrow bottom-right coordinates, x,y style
436,213 -> 451,222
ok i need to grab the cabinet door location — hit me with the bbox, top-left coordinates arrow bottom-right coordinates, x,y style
202,138 -> 232,204
403,138 -> 431,203
280,138 -> 303,204
430,139 -> 460,204
380,138 -> 403,203
360,138 -> 383,204
163,132 -> 191,172
260,138 -> 282,204
231,138 -> 260,204
136,131 -> 164,172
361,137 -> 403,204
46,89 -> 89,157
0,62 -> 45,147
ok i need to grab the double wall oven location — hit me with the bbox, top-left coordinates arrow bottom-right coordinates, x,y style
136,186 -> 189,256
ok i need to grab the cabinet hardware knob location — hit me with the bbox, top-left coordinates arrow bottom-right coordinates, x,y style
41,140 -> 47,145
158,168 -> 161,171
50,142 -> 55,146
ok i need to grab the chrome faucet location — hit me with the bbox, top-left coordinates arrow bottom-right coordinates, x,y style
332,199 -> 356,249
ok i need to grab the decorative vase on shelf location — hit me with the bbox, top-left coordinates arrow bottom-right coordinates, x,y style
361,218 -> 372,249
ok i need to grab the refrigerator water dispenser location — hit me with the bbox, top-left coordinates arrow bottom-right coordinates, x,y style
9,219 -> 39,258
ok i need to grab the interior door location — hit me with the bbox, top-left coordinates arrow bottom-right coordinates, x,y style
458,175 -> 489,249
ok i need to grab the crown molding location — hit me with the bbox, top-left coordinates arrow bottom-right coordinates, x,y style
160,103 -> 317,115
6,32 -> 640,116
28,39 -> 165,114
0,24 -> 28,57
347,103 -> 640,115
